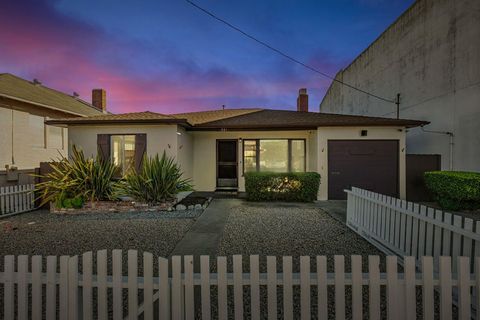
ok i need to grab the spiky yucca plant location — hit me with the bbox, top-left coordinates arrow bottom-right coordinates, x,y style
36,146 -> 119,206
117,151 -> 192,204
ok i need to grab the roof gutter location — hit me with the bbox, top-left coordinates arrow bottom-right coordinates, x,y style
45,118 -> 191,126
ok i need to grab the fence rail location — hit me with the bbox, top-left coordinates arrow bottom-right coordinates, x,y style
0,184 -> 35,216
1,250 -> 479,320
346,187 -> 480,273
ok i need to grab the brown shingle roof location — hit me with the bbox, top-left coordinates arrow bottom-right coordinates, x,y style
193,109 -> 428,129
46,108 -> 428,128
46,111 -> 187,125
0,73 -> 104,116
172,108 -> 262,125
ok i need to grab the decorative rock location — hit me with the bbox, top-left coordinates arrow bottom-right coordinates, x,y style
187,205 -> 194,210
208,197 -> 213,203
176,204 -> 186,211
202,203 -> 208,209
194,204 -> 202,210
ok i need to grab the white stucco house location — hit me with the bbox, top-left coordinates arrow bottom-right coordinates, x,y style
47,90 -> 428,200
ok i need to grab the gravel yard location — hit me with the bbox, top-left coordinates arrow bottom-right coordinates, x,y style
208,201 -> 388,319
217,201 -> 385,272
0,210 -> 195,260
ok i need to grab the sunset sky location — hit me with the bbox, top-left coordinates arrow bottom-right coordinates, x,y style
0,0 -> 413,114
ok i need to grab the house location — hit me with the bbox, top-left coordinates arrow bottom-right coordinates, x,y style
47,89 -> 428,200
0,73 -> 106,186
320,0 -> 480,173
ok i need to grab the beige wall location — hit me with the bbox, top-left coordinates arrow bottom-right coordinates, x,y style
316,126 -> 406,200
0,107 -> 68,170
67,124 -> 178,159
176,126 -> 193,180
191,130 -> 317,192
66,125 -> 405,200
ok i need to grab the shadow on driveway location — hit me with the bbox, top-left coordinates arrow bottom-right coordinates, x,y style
315,200 -> 347,223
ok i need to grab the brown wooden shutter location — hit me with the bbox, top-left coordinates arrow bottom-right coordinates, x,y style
134,134 -> 147,172
97,134 -> 110,162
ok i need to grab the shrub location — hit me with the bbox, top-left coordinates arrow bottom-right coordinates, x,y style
36,146 -> 119,206
424,171 -> 480,211
116,151 -> 193,204
245,172 -> 320,202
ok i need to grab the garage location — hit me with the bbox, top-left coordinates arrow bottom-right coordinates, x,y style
328,140 -> 399,200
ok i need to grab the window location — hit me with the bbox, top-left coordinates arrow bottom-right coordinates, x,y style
243,139 -> 306,173
259,140 -> 288,172
243,140 -> 257,172
111,135 -> 136,176
291,140 -> 306,172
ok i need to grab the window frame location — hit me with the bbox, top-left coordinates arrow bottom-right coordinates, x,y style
242,138 -> 306,174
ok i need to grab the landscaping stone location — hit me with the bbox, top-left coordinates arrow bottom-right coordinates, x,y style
194,204 -> 203,210
51,199 -> 176,214
0,210 -> 195,265
176,204 -> 186,211
187,205 -> 194,210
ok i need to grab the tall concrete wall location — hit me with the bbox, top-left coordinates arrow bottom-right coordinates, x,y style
320,0 -> 480,171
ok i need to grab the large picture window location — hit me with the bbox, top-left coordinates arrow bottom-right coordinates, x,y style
111,135 -> 136,176
243,139 -> 306,173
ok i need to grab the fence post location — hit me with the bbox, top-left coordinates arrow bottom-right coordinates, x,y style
250,255 -> 260,320
200,255 -> 211,320
334,255 -> 345,320
233,255 -> 243,320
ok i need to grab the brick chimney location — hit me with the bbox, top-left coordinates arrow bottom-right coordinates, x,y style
92,89 -> 107,112
297,88 -> 308,112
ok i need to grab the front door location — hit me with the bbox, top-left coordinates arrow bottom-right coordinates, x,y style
216,140 -> 238,189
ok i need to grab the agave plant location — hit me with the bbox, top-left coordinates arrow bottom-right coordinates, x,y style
116,151 -> 192,204
36,145 -> 119,206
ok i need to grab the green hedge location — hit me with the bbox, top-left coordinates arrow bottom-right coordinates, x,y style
245,172 -> 320,202
424,171 -> 480,211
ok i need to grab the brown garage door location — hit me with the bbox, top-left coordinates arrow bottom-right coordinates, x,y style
328,140 -> 399,200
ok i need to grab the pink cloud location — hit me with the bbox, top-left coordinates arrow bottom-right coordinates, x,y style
0,0 -> 337,113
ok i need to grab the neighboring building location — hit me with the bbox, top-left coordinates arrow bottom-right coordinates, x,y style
47,89 -> 427,200
0,73 -> 105,186
320,0 -> 480,172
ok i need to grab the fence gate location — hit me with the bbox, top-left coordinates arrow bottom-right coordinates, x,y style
0,184 -> 35,217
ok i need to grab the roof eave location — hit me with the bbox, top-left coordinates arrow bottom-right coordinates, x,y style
45,118 -> 191,126
192,121 -> 429,130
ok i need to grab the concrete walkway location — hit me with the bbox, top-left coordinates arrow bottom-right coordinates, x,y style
316,200 -> 347,222
169,198 -> 241,259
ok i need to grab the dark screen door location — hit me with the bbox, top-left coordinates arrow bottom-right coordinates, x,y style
217,140 -> 238,188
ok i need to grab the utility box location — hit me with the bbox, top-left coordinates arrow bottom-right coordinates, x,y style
5,165 -> 19,182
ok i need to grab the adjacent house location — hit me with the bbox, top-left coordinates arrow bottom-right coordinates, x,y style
47,89 -> 428,200
0,73 -> 106,186
320,0 -> 480,173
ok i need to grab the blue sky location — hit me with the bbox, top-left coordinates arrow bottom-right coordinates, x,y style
0,0 -> 414,113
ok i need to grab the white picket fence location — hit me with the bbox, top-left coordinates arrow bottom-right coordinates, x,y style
1,250 -> 479,320
345,187 -> 480,273
0,184 -> 35,217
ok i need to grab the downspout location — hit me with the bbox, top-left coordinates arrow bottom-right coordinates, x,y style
420,126 -> 454,170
